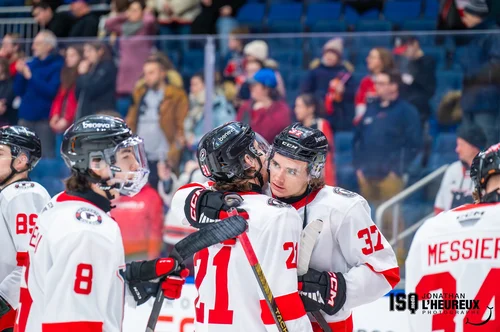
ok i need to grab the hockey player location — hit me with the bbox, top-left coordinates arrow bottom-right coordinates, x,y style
405,143 -> 500,332
0,126 -> 50,332
185,123 -> 400,331
16,115 -> 187,332
170,121 -> 313,331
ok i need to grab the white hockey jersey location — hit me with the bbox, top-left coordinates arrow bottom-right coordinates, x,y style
405,202 -> 500,332
0,180 -> 50,310
434,161 -> 474,214
292,186 -> 400,330
171,182 -> 313,332
17,191 -> 128,332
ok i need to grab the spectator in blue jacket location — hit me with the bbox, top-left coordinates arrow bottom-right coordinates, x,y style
353,70 -> 421,205
14,30 -> 63,158
459,0 -> 500,146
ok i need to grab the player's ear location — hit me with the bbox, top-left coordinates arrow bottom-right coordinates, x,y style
14,152 -> 28,171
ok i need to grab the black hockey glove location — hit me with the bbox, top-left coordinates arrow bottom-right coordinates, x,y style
184,188 -> 245,228
125,257 -> 183,282
298,269 -> 347,316
0,295 -> 11,318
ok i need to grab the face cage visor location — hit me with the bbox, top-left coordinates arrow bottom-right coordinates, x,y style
241,133 -> 271,171
91,136 -> 150,197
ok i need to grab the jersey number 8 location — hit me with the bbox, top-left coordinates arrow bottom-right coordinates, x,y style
74,264 -> 93,295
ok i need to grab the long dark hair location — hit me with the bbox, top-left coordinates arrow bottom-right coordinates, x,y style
0,58 -> 10,80
297,93 -> 325,118
60,45 -> 83,90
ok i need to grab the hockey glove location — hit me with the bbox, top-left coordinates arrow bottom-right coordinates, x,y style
125,257 -> 183,282
0,296 -> 11,318
184,188 -> 245,228
298,269 -> 347,316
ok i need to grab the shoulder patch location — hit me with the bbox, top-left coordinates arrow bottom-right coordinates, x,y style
14,182 -> 35,190
267,198 -> 290,208
332,187 -> 358,198
75,207 -> 103,225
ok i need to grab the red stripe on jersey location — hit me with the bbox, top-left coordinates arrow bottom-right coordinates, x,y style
452,202 -> 500,212
42,321 -> 103,331
366,263 -> 400,289
260,292 -> 306,325
289,189 -> 321,210
16,252 -> 28,267
434,207 -> 444,215
311,314 -> 353,332
177,183 -> 206,191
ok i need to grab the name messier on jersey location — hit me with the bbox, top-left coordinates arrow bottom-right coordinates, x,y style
427,211 -> 500,266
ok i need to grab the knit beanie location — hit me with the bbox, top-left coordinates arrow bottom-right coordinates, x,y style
457,124 -> 487,150
464,0 -> 490,18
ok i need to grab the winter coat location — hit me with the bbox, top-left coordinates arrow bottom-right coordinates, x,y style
68,13 -> 99,38
49,85 -> 78,124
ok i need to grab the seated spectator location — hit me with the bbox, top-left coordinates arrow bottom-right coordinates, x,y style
32,1 -> 74,38
126,58 -> 189,185
105,0 -> 156,117
14,31 -> 63,158
75,42 -> 117,119
0,34 -> 23,77
294,93 -> 336,186
149,0 -> 200,35
434,124 -> 486,214
354,47 -> 395,125
0,59 -> 15,126
223,26 -> 249,81
183,72 -> 235,158
459,0 -> 500,146
394,36 -> 437,126
237,69 -> 291,143
301,38 -> 356,131
353,70 -> 421,205
191,0 -> 245,56
68,0 -> 99,37
111,183 -> 164,261
50,45 -> 82,135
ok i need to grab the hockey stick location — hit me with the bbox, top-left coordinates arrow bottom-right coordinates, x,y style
145,215 -> 248,332
226,208 -> 289,332
297,219 -> 332,332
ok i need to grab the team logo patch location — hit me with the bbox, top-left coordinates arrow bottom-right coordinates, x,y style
199,148 -> 207,162
15,182 -> 35,189
75,207 -> 103,225
267,198 -> 290,208
332,187 -> 357,198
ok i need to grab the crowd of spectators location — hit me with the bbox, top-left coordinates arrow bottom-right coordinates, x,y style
0,0 -> 498,259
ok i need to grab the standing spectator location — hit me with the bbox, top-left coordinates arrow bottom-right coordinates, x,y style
126,58 -> 189,186
183,73 -> 235,157
68,0 -> 99,38
237,68 -> 291,143
0,34 -> 23,77
149,0 -> 200,35
105,0 -> 156,117
32,2 -> 74,38
149,52 -> 184,89
294,93 -> 336,186
49,46 -> 83,136
354,47 -> 395,125
0,59 -> 16,126
458,0 -> 500,146
98,0 -> 129,38
13,31 -> 63,158
75,42 -> 117,119
191,0 -> 245,56
353,70 -> 421,205
111,183 -> 164,261
394,36 -> 437,126
301,38 -> 356,131
434,124 -> 486,214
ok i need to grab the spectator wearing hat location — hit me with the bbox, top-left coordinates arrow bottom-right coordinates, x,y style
236,68 -> 291,143
301,38 -> 356,131
68,0 -> 99,37
434,124 -> 487,214
458,0 -> 500,146
394,36 -> 437,127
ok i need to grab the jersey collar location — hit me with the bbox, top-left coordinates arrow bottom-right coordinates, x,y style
0,176 -> 31,192
59,190 -> 112,212
275,188 -> 321,210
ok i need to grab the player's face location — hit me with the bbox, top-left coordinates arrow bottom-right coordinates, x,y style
112,147 -> 140,181
0,144 -> 13,182
269,153 -> 309,198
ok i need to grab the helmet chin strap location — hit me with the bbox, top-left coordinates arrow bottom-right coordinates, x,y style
0,159 -> 28,187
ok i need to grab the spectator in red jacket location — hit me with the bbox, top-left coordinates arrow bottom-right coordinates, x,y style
294,93 -> 336,186
354,47 -> 395,125
49,45 -> 82,134
237,68 -> 291,143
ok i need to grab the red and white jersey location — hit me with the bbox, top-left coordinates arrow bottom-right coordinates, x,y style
292,186 -> 400,330
0,180 -> 50,309
405,202 -> 500,332
17,192 -> 127,332
171,182 -> 312,332
434,161 -> 474,214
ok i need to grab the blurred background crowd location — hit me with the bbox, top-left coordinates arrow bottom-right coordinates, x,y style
0,0 -> 499,278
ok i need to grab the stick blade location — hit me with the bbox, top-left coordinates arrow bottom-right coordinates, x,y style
172,215 -> 248,261
298,219 -> 323,276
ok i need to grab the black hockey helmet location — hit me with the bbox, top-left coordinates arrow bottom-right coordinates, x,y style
470,143 -> 500,203
197,121 -> 270,184
0,125 -> 42,171
272,123 -> 328,178
61,115 -> 150,197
